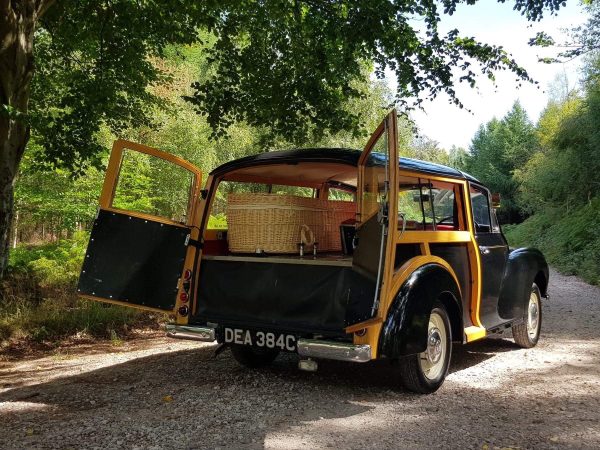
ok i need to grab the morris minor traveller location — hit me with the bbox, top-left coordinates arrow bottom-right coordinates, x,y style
78,111 -> 548,393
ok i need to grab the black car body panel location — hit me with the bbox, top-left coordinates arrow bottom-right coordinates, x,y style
195,258 -> 376,336
498,247 -> 549,321
378,264 -> 462,358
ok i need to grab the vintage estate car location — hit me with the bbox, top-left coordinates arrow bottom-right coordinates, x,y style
78,111 -> 548,393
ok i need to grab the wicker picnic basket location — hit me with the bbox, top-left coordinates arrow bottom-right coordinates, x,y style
319,199 -> 356,251
227,193 -> 355,253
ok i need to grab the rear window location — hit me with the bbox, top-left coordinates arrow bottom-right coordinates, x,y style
112,149 -> 195,223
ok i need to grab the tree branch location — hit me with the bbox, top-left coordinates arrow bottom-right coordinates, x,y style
36,0 -> 56,18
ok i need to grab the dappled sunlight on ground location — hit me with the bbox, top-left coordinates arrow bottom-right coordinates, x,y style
0,268 -> 598,448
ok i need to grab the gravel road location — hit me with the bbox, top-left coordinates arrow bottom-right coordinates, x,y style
1,268 -> 599,449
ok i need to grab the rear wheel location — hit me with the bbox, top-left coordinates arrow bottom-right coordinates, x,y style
230,345 -> 279,368
512,283 -> 542,348
398,303 -> 452,394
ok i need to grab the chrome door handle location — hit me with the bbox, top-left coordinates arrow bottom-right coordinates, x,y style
479,246 -> 491,255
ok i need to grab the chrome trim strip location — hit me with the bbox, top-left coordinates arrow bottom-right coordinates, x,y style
165,324 -> 216,342
478,245 -> 507,250
297,338 -> 371,363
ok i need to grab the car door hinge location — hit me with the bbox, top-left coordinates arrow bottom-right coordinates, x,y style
185,234 -> 203,249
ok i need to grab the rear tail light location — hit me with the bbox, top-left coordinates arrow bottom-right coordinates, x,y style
179,269 -> 192,310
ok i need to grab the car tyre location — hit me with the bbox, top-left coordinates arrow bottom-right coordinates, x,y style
230,345 -> 279,368
512,282 -> 542,348
398,302 -> 452,394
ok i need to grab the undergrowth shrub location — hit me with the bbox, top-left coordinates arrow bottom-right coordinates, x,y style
504,199 -> 600,285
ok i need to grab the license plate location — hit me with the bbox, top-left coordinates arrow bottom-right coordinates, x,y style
223,328 -> 297,352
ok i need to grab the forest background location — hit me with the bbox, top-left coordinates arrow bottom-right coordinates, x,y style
1,3 -> 598,347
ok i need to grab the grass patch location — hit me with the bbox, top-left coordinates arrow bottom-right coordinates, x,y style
504,199 -> 600,285
0,296 -> 146,343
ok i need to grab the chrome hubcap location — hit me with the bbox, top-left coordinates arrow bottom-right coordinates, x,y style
426,328 -> 443,364
527,291 -> 540,339
419,311 -> 447,380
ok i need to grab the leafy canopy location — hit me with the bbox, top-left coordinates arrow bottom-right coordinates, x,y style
530,0 -> 599,63
32,0 -> 565,174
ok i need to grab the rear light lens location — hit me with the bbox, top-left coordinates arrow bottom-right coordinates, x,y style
178,306 -> 189,316
180,292 -> 189,303
183,269 -> 192,281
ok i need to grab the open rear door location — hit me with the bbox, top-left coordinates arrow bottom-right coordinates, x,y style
78,140 -> 202,317
353,110 -> 398,315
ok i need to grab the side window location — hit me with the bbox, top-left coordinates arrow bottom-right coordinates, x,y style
430,180 -> 465,231
398,176 -> 465,231
470,184 -> 492,233
397,176 -> 438,230
328,187 -> 355,202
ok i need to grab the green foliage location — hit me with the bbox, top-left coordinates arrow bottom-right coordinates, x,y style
186,1 -> 561,143
448,146 -> 469,171
29,1 -> 565,174
530,1 -> 600,62
407,137 -> 450,166
516,57 -> 600,213
466,101 -> 538,223
7,232 -> 88,281
500,51 -> 600,284
505,200 -> 600,285
207,214 -> 228,229
14,142 -> 104,241
0,297 -> 142,344
31,2 -> 213,173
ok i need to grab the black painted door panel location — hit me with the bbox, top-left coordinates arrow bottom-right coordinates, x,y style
477,233 -> 509,328
78,210 -> 189,311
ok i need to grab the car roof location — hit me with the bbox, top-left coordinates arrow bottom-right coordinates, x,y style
210,148 -> 479,183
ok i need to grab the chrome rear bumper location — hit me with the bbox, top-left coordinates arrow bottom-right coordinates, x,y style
165,325 -> 372,363
297,338 -> 371,363
165,324 -> 216,342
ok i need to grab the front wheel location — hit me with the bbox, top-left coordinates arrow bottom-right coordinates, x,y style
512,283 -> 542,348
398,302 -> 452,394
230,345 -> 279,368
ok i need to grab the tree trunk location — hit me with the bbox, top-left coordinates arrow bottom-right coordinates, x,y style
0,1 -> 40,279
